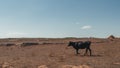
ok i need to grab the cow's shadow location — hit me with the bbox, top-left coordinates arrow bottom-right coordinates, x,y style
76,54 -> 103,57
90,54 -> 102,57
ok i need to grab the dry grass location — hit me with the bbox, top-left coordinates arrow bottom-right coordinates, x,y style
0,38 -> 119,68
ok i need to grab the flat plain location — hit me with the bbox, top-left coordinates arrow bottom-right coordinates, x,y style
0,38 -> 119,68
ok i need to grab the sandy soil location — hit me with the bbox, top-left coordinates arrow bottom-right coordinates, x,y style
0,38 -> 120,68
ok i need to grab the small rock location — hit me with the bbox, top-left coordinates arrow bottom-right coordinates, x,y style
113,62 -> 120,65
62,65 -> 91,68
77,65 -> 83,68
2,62 -> 14,68
72,66 -> 81,68
62,65 -> 74,68
38,65 -> 48,68
82,65 -> 90,68
2,62 -> 10,68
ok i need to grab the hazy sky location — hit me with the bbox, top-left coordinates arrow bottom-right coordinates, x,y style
0,0 -> 120,38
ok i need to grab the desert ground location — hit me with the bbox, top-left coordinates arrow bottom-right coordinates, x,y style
0,38 -> 120,68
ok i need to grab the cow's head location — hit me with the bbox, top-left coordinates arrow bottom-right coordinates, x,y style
68,41 -> 73,46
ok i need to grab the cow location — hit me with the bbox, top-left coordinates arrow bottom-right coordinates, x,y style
67,41 -> 92,56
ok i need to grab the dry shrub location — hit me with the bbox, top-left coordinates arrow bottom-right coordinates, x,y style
21,42 -> 39,47
0,43 -> 15,46
108,35 -> 115,41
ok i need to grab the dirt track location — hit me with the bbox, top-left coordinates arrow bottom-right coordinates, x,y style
0,38 -> 120,68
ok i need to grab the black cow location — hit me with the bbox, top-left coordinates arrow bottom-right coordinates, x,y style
68,41 -> 92,56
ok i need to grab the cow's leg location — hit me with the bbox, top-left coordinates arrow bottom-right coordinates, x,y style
89,48 -> 92,56
84,48 -> 88,56
76,49 -> 79,54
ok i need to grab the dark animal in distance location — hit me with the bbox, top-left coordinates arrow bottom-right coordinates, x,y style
68,41 -> 92,56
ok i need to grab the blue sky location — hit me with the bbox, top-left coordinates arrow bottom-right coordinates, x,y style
0,0 -> 120,38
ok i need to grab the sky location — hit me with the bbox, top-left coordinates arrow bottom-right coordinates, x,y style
0,0 -> 120,38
